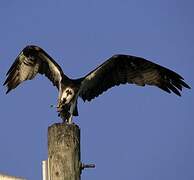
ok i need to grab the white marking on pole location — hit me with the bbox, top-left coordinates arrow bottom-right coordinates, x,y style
0,173 -> 25,180
42,160 -> 50,180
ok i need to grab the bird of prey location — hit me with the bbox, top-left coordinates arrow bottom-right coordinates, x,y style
3,45 -> 190,123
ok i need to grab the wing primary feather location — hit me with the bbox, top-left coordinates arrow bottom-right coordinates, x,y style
158,85 -> 171,94
171,80 -> 183,91
178,79 -> 191,89
167,84 -> 181,96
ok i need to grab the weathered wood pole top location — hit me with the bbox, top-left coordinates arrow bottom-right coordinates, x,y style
48,123 -> 81,180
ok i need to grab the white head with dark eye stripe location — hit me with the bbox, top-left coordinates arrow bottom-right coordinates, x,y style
61,87 -> 75,104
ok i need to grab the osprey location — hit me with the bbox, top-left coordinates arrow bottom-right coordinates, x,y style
4,45 -> 190,123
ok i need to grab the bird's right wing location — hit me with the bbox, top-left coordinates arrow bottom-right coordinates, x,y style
4,45 -> 69,94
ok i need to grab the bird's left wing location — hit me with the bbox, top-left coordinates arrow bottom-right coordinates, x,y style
4,45 -> 68,94
79,54 -> 190,101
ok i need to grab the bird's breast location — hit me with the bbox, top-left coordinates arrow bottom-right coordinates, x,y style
61,87 -> 75,104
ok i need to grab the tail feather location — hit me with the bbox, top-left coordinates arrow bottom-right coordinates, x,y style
73,101 -> 79,116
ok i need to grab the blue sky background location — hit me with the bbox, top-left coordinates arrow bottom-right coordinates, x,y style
0,0 -> 193,179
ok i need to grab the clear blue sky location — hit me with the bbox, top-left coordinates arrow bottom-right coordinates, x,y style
0,0 -> 193,179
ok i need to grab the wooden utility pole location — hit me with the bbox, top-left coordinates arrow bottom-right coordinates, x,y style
48,123 -> 94,180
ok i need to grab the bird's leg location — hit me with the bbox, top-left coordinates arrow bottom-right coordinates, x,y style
67,114 -> 73,124
66,101 -> 75,124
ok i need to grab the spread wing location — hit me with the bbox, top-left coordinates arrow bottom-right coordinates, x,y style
79,54 -> 190,101
3,45 -> 68,94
